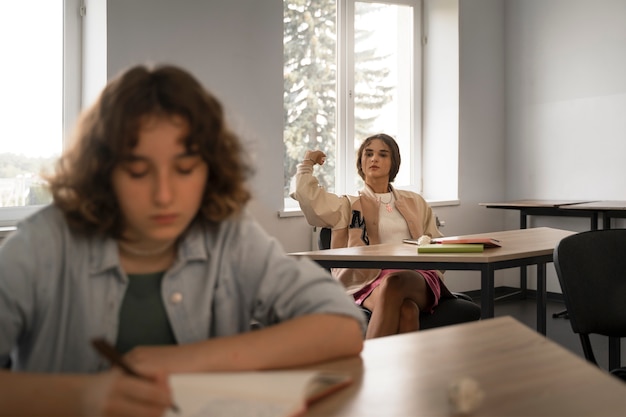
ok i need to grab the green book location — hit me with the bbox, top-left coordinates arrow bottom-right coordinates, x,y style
417,243 -> 484,253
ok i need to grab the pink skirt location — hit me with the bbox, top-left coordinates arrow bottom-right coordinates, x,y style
352,269 -> 445,313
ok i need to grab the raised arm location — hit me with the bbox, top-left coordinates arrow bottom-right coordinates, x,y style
290,150 -> 351,229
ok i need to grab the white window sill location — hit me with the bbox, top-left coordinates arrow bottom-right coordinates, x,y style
0,226 -> 17,242
278,199 -> 460,218
278,209 -> 305,218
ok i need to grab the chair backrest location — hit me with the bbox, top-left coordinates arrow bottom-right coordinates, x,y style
318,227 -> 332,250
553,229 -> 626,338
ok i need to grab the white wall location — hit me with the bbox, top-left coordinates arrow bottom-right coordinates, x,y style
504,0 -> 626,292
505,0 -> 626,202
104,0 -> 507,293
422,0 -> 460,202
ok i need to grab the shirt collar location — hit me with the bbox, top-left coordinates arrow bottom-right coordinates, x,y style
88,221 -> 209,276
361,183 -> 397,199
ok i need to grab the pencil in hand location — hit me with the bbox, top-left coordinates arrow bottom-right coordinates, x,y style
91,338 -> 180,413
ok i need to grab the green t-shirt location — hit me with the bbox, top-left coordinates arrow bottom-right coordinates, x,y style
116,271 -> 177,354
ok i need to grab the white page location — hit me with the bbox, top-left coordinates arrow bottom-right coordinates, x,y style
165,371 -> 322,417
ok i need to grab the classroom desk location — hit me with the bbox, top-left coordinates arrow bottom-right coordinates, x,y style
482,200 -> 626,367
559,200 -> 626,229
479,199 -> 601,300
479,199 -> 600,230
305,316 -> 626,417
481,199 -> 626,307
290,227 -> 575,335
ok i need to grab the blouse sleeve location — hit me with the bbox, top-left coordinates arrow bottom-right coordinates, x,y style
289,162 -> 352,229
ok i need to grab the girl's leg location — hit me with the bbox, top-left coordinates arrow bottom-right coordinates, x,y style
398,298 -> 420,333
362,270 -> 433,339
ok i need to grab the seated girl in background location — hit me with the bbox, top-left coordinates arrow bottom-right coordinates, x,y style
0,64 -> 364,417
291,133 -> 452,339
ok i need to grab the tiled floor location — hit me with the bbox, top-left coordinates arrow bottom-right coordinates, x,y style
484,294 -> 625,372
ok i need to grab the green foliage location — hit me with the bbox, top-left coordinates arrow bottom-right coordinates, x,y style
0,152 -> 55,178
284,0 -> 337,195
26,183 -> 52,205
0,153 -> 54,207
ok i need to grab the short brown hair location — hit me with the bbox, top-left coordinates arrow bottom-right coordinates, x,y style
48,64 -> 253,238
356,133 -> 401,183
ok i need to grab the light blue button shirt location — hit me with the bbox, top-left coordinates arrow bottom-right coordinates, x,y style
0,205 -> 365,372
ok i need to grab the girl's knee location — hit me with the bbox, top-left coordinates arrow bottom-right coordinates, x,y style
380,271 -> 426,296
400,298 -> 420,322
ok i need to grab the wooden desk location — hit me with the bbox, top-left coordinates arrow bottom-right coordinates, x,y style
290,227 -> 575,335
480,200 -> 600,300
479,199 -> 600,230
559,200 -> 626,229
306,316 -> 626,417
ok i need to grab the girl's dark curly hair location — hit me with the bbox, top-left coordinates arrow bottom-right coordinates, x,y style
356,133 -> 401,183
47,64 -> 253,238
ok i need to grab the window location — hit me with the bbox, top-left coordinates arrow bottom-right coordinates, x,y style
0,0 -> 82,226
283,0 -> 422,209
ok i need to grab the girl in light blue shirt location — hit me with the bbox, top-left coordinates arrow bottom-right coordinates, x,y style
0,64 -> 364,417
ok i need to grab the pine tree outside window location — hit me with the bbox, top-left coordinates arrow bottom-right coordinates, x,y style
283,0 -> 422,209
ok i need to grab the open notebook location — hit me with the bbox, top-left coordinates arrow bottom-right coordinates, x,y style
165,370 -> 352,417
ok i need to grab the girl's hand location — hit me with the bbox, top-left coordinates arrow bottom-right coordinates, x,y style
305,150 -> 326,165
80,368 -> 173,417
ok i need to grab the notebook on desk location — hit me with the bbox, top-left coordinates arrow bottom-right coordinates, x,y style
431,237 -> 501,248
417,243 -> 485,253
165,370 -> 352,417
403,237 -> 501,248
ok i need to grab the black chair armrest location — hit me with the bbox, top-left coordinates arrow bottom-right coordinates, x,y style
451,292 -> 474,302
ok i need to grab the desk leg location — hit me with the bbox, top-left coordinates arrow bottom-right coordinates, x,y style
609,337 -> 621,371
481,266 -> 495,319
536,262 -> 547,335
520,267 -> 528,299
519,212 -> 528,298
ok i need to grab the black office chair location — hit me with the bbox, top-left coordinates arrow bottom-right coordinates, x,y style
317,227 -> 481,330
553,229 -> 626,381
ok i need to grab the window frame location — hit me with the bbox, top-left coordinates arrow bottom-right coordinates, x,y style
339,0 -> 423,197
0,0 -> 82,227
282,0 -> 423,212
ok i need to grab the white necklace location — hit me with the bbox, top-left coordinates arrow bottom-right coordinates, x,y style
118,240 -> 176,257
377,192 -> 394,213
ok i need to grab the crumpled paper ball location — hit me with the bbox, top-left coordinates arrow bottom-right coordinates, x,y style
447,377 -> 484,415
417,235 -> 432,245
